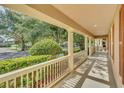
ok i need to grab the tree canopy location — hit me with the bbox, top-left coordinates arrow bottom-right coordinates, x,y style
0,6 -> 68,51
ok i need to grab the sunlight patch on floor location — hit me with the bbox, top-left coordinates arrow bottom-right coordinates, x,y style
88,61 -> 109,81
61,75 -> 82,88
76,60 -> 92,74
81,78 -> 110,88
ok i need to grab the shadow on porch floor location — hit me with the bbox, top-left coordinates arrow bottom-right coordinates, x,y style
53,52 -> 117,88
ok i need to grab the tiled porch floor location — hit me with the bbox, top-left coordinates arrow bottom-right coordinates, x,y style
53,52 -> 117,88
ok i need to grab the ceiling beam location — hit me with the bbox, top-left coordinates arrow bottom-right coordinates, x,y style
95,35 -> 108,38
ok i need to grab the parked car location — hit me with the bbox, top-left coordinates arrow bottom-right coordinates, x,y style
0,35 -> 15,47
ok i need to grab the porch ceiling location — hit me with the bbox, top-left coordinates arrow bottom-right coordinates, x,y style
52,4 -> 118,36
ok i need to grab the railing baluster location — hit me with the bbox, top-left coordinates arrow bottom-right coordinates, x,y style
58,61 -> 60,77
55,63 -> 56,80
52,64 -> 54,81
27,73 -> 29,88
60,61 -> 62,75
43,66 -> 46,87
6,81 -> 9,88
49,64 -> 51,83
56,63 -> 58,79
41,67 -> 44,88
32,72 -> 34,88
61,61 -> 63,74
14,78 -> 16,88
21,75 -> 23,88
58,62 -> 59,77
56,62 -> 58,78
47,65 -> 49,86
40,69 -> 42,88
36,70 -> 39,88
59,61 -> 61,77
51,64 -> 53,82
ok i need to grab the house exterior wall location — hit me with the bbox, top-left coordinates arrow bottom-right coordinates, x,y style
109,5 -> 123,87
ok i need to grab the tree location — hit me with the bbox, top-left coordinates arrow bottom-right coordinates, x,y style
23,19 -> 46,45
0,6 -> 68,51
0,7 -> 38,50
46,24 -> 68,44
0,6 -> 27,50
74,33 -> 85,50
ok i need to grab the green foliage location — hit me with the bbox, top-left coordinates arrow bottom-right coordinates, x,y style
46,24 -> 68,43
0,6 -> 68,51
29,39 -> 62,56
74,33 -> 85,51
0,55 -> 51,74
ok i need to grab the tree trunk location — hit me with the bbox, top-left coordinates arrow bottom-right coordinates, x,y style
21,35 -> 25,51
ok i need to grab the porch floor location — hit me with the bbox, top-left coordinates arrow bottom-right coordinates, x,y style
53,52 -> 117,88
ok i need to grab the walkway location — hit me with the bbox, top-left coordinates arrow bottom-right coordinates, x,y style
53,52 -> 117,88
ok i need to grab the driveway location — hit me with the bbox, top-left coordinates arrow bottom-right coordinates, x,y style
0,48 -> 29,60
0,47 -> 16,53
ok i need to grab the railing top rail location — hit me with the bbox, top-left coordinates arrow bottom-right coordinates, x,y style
0,55 -> 69,83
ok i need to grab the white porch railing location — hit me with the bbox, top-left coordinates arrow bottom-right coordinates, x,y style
0,56 -> 69,88
0,50 -> 88,88
74,50 -> 87,68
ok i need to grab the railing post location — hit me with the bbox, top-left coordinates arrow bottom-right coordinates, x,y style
68,30 -> 74,71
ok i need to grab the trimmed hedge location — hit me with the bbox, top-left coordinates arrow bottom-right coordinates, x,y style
29,39 -> 62,56
0,55 -> 51,74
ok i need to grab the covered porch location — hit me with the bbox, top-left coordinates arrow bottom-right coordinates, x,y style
0,4 -> 121,88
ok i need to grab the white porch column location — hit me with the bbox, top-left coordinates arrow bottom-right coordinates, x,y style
93,38 -> 95,53
85,35 -> 88,56
68,30 -> 74,71
89,37 -> 92,55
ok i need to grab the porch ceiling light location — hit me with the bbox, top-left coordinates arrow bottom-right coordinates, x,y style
93,24 -> 97,27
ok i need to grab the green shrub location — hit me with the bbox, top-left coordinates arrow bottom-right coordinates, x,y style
0,55 -> 51,74
29,39 -> 62,56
